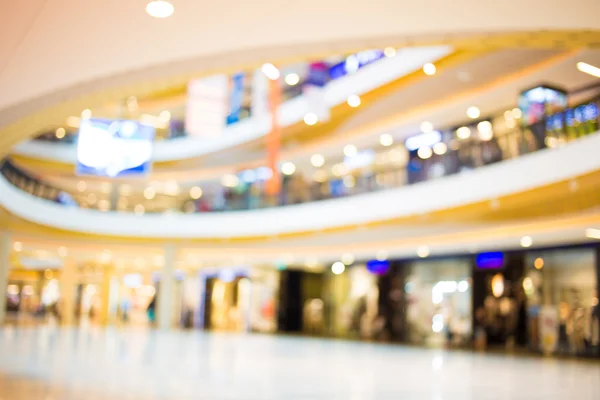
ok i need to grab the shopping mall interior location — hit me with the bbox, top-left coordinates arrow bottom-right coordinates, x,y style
1,1 -> 600,398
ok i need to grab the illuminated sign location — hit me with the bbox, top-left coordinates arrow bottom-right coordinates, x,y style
76,118 -> 154,177
366,259 -> 390,275
329,50 -> 385,80
476,252 -> 505,269
405,131 -> 442,151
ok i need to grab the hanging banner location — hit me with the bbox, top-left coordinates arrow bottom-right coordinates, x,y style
226,72 -> 245,125
185,75 -> 228,137
265,78 -> 282,196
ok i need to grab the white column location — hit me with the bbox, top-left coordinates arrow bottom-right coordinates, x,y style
0,233 -> 10,325
252,69 -> 269,118
59,258 -> 77,326
97,265 -> 114,326
157,244 -> 176,330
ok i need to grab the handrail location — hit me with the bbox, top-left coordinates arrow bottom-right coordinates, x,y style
3,96 -> 599,215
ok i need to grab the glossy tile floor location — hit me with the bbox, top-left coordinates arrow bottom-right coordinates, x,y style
0,327 -> 599,400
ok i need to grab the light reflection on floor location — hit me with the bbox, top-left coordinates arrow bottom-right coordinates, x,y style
0,326 -> 599,400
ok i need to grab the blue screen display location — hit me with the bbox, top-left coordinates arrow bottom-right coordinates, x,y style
76,118 -> 155,177
366,259 -> 390,275
476,252 -> 505,269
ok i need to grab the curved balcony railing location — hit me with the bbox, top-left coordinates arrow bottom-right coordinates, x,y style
3,96 -> 599,215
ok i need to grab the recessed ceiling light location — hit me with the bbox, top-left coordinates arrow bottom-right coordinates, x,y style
284,73 -> 300,86
520,236 -> 533,248
341,253 -> 355,265
417,147 -> 432,159
456,126 -> 471,140
146,1 -> 174,18
384,47 -> 396,58
331,261 -> 345,275
420,121 -> 434,133
13,242 -> 23,252
55,127 -> 66,139
585,228 -> 600,239
423,63 -> 436,76
281,162 -> 296,176
380,133 -> 394,147
347,94 -> 361,108
81,109 -> 92,119
433,142 -> 447,155
466,106 -> 481,119
576,62 -> 600,78
310,154 -> 325,168
343,144 -> 357,157
189,186 -> 203,200
417,246 -> 430,258
261,63 -> 280,80
304,113 -> 318,126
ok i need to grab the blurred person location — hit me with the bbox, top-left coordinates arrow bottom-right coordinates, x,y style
147,297 -> 156,323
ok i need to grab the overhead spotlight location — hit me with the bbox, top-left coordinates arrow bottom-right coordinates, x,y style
146,1 -> 174,18
380,133 -> 394,147
417,246 -> 430,258
331,261 -> 345,275
281,162 -> 296,176
420,121 -> 434,133
304,113 -> 318,126
81,109 -> 92,119
417,146 -> 433,159
433,142 -> 447,155
384,47 -> 397,58
512,108 -> 522,119
144,187 -> 156,200
341,253 -> 355,265
520,236 -> 533,248
261,63 -> 280,80
344,144 -> 357,157
423,63 -> 437,76
347,94 -> 361,108
13,241 -> 23,252
221,174 -> 240,188
55,127 -> 66,139
466,106 -> 481,119
477,121 -> 493,141
285,73 -> 300,86
585,228 -> 600,239
456,126 -> 471,140
159,110 -> 171,123
134,204 -> 145,216
189,186 -> 203,200
576,61 -> 600,78
310,154 -> 325,168
534,257 -> 544,270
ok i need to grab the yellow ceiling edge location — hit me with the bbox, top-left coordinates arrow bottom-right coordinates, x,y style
1,30 -> 599,157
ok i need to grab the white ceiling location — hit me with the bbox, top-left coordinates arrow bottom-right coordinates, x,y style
0,0 -> 598,127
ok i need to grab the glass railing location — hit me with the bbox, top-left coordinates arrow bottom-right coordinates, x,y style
4,96 -> 599,215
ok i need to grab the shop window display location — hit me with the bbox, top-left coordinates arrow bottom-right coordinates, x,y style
524,249 -> 599,357
404,259 -> 472,347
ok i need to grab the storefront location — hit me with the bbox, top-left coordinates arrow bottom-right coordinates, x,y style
523,247 -> 599,357
403,258 -> 472,347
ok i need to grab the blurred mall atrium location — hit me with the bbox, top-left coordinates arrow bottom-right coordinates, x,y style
1,1 -> 600,399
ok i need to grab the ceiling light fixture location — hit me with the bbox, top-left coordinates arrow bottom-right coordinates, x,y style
417,246 -> 430,258
261,63 -> 280,80
384,47 -> 397,58
423,63 -> 436,76
347,94 -> 361,108
304,113 -> 318,126
466,106 -> 481,119
331,261 -> 345,275
380,133 -> 394,147
55,127 -> 66,139
190,186 -> 203,200
281,162 -> 296,176
146,1 -> 174,18
576,61 -> 600,78
585,228 -> 600,239
341,253 -> 355,265
417,146 -> 433,159
285,73 -> 300,86
456,126 -> 471,140
433,142 -> 447,155
520,236 -> 533,248
420,121 -> 434,133
343,144 -> 357,157
310,154 -> 325,168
